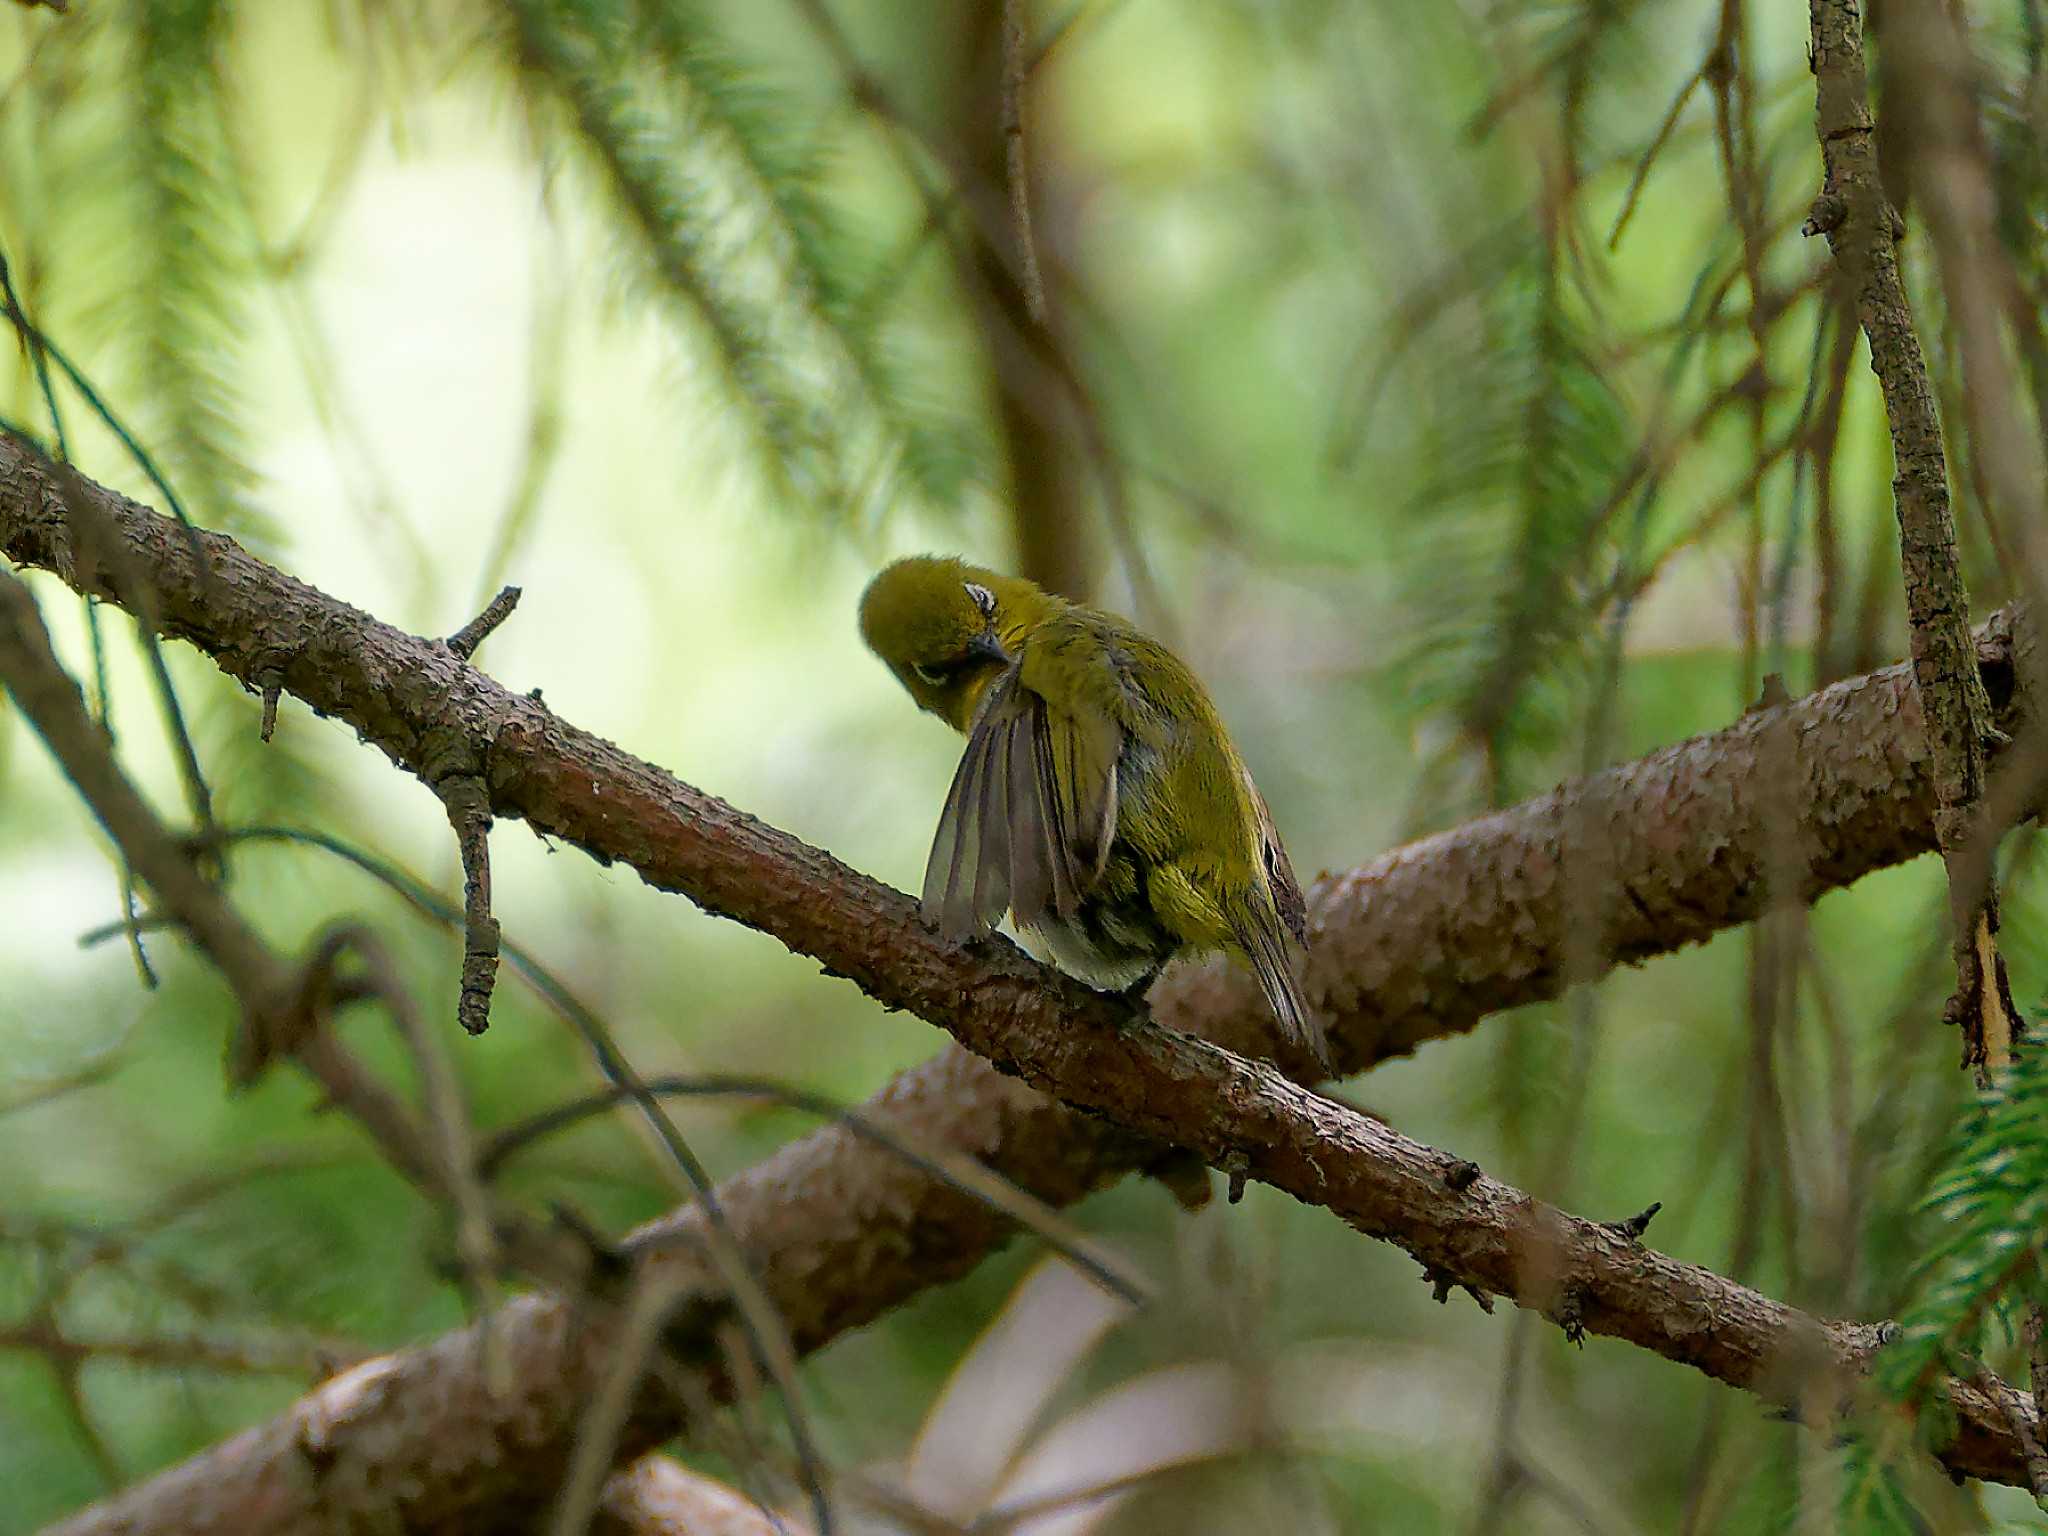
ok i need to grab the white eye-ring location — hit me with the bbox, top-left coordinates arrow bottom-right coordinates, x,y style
913,663 -> 948,687
964,582 -> 996,617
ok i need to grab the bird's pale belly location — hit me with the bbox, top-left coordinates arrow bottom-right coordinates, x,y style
1017,886 -> 1179,993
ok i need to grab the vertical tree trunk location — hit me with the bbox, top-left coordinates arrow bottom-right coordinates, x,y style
946,7 -> 1093,601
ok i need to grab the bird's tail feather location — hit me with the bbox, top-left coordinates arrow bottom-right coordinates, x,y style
1240,913 -> 1333,1078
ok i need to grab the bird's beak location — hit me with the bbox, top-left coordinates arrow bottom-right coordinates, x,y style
967,631 -> 1010,665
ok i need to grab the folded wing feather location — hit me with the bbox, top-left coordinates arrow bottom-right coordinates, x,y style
923,665 -> 1122,939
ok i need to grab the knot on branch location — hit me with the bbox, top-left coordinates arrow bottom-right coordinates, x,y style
1802,190 -> 1846,239
1418,1262 -> 1494,1314
1442,1158 -> 1482,1192
1141,1147 -> 1213,1211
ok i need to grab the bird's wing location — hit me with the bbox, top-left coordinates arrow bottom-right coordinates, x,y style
922,662 -> 1122,939
1248,774 -> 1310,948
1234,770 -> 1328,1072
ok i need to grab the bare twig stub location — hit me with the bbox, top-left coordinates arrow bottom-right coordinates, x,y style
448,583 -> 522,661
438,588 -> 521,1034
1804,0 -> 2020,1077
431,589 -> 523,1034
257,670 -> 283,741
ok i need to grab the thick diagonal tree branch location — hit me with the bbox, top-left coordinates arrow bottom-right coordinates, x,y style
4,438 -> 2040,1528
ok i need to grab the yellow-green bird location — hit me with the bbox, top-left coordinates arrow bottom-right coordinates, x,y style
859,555 -> 1333,1075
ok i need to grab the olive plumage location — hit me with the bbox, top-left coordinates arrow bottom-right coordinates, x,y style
860,555 -> 1332,1075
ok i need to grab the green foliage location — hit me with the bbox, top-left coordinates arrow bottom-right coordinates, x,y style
1389,245 -> 1633,808
1833,1426 -> 1936,1536
121,0 -> 264,538
499,0 -> 976,524
1879,1028 -> 2048,1405
628,0 -> 979,503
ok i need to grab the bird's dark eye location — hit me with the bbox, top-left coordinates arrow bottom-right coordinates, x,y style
913,662 -> 951,687
964,582 -> 997,618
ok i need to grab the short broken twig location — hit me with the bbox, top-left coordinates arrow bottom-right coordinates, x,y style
1221,1148 -> 1250,1205
1607,1201 -> 1663,1242
447,584 -> 522,662
257,667 -> 284,742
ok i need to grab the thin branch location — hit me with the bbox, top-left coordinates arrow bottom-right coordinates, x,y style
0,565 -> 436,1200
1804,0 -> 2019,1079
0,566 -> 289,1062
1608,59 -> 1708,250
313,925 -> 504,1376
1000,0 -> 1046,325
1885,0 -> 2048,624
476,1070 -> 1147,1307
0,1317 -> 341,1381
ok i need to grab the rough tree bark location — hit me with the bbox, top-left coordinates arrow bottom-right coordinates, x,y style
1,439 -> 2040,1527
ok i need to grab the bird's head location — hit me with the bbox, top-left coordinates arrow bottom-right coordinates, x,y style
860,556 -> 1027,731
